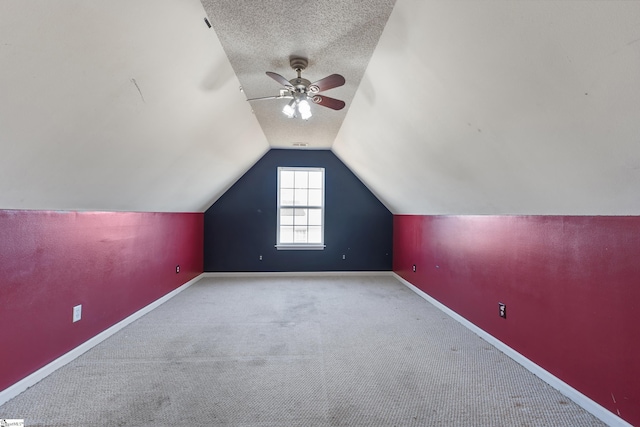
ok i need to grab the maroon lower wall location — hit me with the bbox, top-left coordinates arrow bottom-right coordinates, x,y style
393,215 -> 639,426
0,210 -> 204,392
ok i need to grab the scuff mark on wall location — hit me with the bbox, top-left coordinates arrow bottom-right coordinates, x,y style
130,78 -> 145,103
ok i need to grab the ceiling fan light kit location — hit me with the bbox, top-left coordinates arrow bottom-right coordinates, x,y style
296,98 -> 313,120
246,57 -> 346,120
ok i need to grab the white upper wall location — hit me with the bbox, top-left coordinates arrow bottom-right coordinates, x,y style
334,0 -> 640,215
0,0 -> 268,212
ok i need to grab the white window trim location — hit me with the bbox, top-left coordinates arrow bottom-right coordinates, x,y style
276,166 -> 325,250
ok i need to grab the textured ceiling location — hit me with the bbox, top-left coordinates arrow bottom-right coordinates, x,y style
201,0 -> 395,149
1,0 -> 640,215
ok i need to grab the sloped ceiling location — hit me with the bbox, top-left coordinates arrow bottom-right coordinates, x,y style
0,0 -> 268,212
334,1 -> 640,215
1,1 -> 639,215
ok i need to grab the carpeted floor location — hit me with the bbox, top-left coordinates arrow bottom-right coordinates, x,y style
0,275 -> 606,426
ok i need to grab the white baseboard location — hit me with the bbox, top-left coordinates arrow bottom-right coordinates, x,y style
392,273 -> 631,427
0,273 -> 204,407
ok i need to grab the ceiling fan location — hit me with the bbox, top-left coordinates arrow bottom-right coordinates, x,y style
246,57 -> 346,120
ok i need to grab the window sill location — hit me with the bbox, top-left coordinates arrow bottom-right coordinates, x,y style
275,244 -> 326,251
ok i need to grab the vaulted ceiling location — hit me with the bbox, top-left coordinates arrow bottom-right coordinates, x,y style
1,1 -> 639,215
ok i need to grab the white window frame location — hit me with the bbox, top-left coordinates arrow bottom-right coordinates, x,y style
276,167 -> 325,250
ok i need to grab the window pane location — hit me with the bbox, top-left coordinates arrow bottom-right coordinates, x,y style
308,209 -> 322,225
293,208 -> 308,226
294,189 -> 307,206
280,170 -> 294,188
294,171 -> 308,188
308,171 -> 323,188
308,189 -> 322,207
294,226 -> 307,243
308,226 -> 322,243
281,189 -> 294,206
280,226 -> 294,243
280,208 -> 294,225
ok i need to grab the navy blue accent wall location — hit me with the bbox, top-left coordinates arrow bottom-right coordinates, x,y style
204,149 -> 392,272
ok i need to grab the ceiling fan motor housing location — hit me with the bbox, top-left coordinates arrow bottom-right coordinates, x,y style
290,77 -> 312,92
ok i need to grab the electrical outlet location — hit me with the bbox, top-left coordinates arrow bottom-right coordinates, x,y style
498,302 -> 507,319
259,255 -> 263,261
342,254 -> 346,260
73,305 -> 82,323
176,265 -> 180,274
412,264 -> 416,272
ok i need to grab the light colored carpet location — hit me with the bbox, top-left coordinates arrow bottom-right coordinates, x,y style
0,275 -> 605,426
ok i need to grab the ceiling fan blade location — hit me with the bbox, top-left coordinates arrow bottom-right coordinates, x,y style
266,71 -> 293,88
312,95 -> 345,111
309,74 -> 345,93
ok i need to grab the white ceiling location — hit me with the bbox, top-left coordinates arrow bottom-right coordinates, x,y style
1,1 -> 639,215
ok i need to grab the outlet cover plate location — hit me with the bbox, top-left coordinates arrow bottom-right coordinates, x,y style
73,305 -> 82,322
498,302 -> 506,319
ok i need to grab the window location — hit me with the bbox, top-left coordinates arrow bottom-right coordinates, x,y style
276,167 -> 325,250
